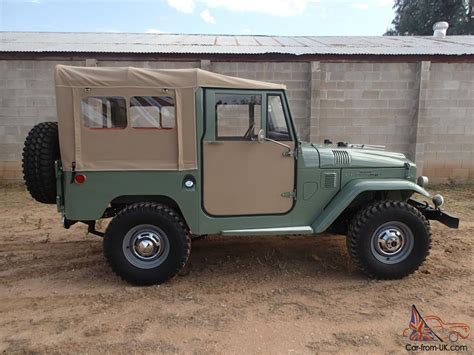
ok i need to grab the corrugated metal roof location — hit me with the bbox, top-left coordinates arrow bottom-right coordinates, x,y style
1,32 -> 474,56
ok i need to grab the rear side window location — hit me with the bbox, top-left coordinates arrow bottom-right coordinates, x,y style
82,96 -> 127,129
130,96 -> 176,129
215,94 -> 262,140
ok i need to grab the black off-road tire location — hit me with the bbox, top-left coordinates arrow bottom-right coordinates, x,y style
103,203 -> 191,286
347,200 -> 432,279
22,122 -> 60,204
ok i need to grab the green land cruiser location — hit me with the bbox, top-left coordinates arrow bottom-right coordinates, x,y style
22,65 -> 459,285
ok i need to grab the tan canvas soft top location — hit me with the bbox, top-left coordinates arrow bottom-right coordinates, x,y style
55,65 -> 285,172
55,65 -> 286,90
55,65 -> 285,171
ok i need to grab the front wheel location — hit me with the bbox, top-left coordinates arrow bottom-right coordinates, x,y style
347,201 -> 432,279
103,203 -> 191,285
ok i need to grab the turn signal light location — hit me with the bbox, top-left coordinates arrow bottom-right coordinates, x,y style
74,174 -> 86,185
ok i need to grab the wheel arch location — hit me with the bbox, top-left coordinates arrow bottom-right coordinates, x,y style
311,179 -> 431,234
109,194 -> 189,226
90,195 -> 194,235
111,194 -> 181,210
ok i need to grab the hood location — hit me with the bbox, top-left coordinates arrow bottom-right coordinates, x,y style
313,144 -> 412,168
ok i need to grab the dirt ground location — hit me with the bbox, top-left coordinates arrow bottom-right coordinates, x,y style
0,183 -> 472,354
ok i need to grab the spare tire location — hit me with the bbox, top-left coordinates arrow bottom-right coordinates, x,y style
22,122 -> 60,204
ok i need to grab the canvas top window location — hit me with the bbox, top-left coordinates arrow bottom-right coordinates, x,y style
130,96 -> 176,129
82,96 -> 127,129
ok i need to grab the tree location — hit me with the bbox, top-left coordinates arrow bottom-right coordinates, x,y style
385,0 -> 474,35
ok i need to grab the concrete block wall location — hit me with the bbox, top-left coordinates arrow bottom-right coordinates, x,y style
310,62 -> 420,160
416,62 -> 474,181
0,58 -> 473,183
0,60 -> 82,181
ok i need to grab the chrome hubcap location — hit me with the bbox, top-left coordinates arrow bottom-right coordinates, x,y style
123,224 -> 170,269
133,233 -> 162,259
377,228 -> 404,255
370,222 -> 414,264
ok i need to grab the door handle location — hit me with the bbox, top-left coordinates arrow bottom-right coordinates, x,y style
204,141 -> 224,145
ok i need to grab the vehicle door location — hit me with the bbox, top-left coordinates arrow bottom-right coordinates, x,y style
202,90 -> 296,216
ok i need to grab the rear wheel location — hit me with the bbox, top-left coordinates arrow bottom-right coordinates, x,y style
104,203 -> 191,285
347,201 -> 431,279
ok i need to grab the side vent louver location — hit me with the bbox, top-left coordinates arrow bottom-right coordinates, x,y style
332,150 -> 351,166
323,172 -> 337,189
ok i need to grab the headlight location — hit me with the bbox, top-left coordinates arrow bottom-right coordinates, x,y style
417,176 -> 429,187
432,194 -> 444,208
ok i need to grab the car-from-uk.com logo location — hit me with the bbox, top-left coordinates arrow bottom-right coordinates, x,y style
402,305 -> 470,352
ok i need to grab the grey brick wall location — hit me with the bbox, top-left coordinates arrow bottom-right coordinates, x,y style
310,62 -> 420,160
0,60 -> 81,166
0,58 -> 473,182
0,60 -> 80,180
416,62 -> 474,181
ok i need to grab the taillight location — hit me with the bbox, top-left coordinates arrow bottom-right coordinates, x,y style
74,174 -> 86,185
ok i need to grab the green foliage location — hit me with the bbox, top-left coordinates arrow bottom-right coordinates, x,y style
386,0 -> 474,35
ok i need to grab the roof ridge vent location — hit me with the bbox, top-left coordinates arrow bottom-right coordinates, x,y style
433,21 -> 449,39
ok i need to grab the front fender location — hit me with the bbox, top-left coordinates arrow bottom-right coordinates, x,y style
311,179 -> 430,234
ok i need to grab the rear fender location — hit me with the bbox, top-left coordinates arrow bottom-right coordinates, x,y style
311,179 -> 430,234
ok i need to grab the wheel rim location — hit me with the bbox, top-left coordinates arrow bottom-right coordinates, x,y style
370,221 -> 414,264
122,224 -> 170,269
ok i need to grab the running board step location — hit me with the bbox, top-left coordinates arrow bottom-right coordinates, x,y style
221,226 -> 314,236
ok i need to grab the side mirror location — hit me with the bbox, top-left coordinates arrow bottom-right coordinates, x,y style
255,128 -> 293,154
257,129 -> 266,144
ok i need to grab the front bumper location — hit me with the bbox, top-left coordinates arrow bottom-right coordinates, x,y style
408,199 -> 459,229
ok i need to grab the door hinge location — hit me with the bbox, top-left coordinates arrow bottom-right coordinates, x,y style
404,161 -> 411,179
281,190 -> 297,200
282,150 -> 297,159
